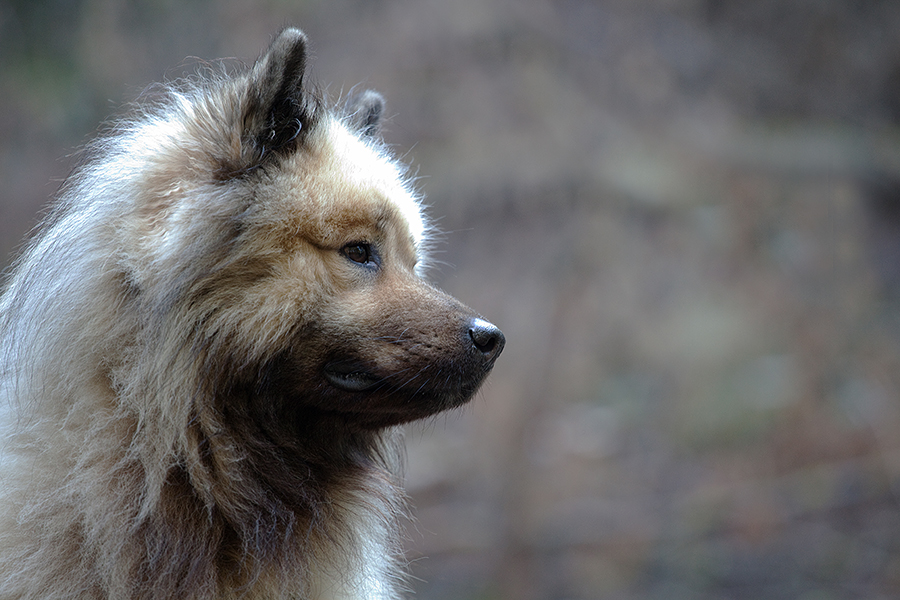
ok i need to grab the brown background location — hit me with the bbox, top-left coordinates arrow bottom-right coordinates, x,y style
4,1 -> 900,598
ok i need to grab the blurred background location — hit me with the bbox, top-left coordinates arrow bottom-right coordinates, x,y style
4,0 -> 900,598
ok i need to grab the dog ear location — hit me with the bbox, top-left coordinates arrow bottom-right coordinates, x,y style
343,90 -> 385,138
242,28 -> 319,163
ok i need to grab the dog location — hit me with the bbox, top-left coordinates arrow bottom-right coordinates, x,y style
0,28 -> 504,600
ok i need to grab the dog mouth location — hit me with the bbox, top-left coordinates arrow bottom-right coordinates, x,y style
324,360 -> 381,392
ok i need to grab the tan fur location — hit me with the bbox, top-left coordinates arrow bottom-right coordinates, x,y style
0,29 -> 503,600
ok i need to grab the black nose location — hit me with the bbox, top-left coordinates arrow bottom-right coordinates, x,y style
468,318 -> 505,362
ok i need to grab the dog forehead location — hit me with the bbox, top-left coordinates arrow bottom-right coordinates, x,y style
292,120 -> 425,245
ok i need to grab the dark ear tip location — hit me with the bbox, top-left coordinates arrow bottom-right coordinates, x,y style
344,89 -> 386,137
258,28 -> 309,75
355,89 -> 384,107
270,27 -> 309,53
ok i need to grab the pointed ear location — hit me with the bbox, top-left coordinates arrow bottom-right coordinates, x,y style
343,89 -> 385,138
242,28 -> 320,164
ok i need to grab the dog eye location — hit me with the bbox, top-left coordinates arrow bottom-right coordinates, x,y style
342,243 -> 373,265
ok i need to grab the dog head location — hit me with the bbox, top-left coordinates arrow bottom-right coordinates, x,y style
126,29 -> 504,430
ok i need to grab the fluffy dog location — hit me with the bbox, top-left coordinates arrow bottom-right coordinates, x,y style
0,28 -> 504,600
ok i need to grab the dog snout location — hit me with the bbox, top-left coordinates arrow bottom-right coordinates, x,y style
467,317 -> 505,363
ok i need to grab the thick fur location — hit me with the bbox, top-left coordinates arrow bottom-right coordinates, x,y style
0,29 -> 503,600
